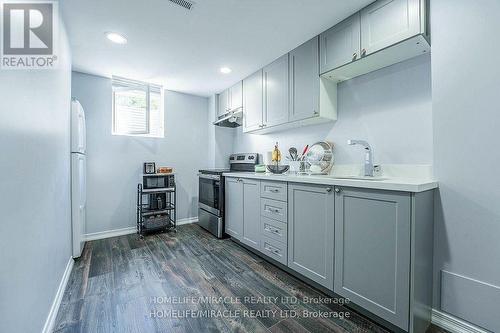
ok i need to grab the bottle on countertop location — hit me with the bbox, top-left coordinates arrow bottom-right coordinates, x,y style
272,142 -> 282,165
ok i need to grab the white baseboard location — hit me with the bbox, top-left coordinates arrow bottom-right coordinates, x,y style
84,218 -> 198,241
85,226 -> 136,241
42,257 -> 74,333
177,217 -> 198,225
432,309 -> 490,333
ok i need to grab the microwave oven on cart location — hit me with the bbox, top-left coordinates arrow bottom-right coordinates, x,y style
137,169 -> 176,238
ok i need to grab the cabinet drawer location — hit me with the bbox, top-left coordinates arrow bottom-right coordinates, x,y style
260,235 -> 287,265
261,181 -> 288,202
261,198 -> 287,223
261,217 -> 287,244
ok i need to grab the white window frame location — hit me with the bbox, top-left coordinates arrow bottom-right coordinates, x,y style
111,76 -> 164,138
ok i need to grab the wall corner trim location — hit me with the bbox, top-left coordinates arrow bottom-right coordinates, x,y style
431,309 -> 491,333
177,217 -> 198,225
84,226 -> 136,241
42,257 -> 74,333
84,217 -> 198,241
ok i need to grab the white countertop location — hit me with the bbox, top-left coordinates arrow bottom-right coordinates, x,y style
222,171 -> 438,193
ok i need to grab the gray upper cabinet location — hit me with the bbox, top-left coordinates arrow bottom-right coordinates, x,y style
263,54 -> 289,128
320,13 -> 361,74
334,187 -> 411,330
241,179 -> 260,250
225,177 -> 243,239
217,89 -> 229,118
288,183 -> 334,289
289,37 -> 320,122
229,81 -> 243,110
243,70 -> 263,133
360,0 -> 422,56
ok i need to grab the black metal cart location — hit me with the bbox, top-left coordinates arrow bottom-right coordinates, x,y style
137,174 -> 176,238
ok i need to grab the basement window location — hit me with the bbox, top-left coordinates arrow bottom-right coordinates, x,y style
112,76 -> 164,138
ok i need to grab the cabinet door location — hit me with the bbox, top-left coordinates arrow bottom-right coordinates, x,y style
243,70 -> 263,132
263,54 -> 289,128
225,178 -> 243,239
319,13 -> 360,74
360,0 -> 421,56
288,183 -> 334,289
217,89 -> 229,117
289,37 -> 320,122
334,187 -> 410,330
229,81 -> 243,110
242,179 -> 260,250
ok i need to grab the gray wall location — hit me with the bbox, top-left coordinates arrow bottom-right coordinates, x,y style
431,1 -> 500,331
0,15 -> 73,333
233,54 -> 433,166
71,72 -> 209,234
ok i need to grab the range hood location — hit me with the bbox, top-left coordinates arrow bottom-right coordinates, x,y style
213,109 -> 242,128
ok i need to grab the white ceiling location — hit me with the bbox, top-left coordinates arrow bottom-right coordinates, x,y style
61,0 -> 372,97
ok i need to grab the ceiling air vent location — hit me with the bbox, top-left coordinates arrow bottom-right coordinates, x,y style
168,0 -> 195,10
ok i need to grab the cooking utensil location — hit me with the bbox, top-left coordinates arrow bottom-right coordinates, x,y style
288,147 -> 298,161
299,145 -> 309,160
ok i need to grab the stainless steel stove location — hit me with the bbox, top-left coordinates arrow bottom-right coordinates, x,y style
198,153 -> 259,238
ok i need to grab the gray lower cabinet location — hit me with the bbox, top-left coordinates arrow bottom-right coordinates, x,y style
225,177 -> 260,251
289,36 -> 320,122
263,54 -> 289,128
288,183 -> 334,289
334,186 -> 411,330
241,179 -> 260,249
260,235 -> 287,265
225,177 -> 243,239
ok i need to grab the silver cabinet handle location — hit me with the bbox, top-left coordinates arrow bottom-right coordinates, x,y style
352,52 -> 357,61
361,49 -> 367,57
265,226 -> 281,235
335,187 -> 341,193
313,110 -> 319,116
326,187 -> 332,193
265,244 -> 280,255
269,188 -> 279,193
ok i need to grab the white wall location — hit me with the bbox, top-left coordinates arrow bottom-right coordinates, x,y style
431,1 -> 500,331
233,54 -> 433,166
0,15 -> 73,333
71,72 -> 209,234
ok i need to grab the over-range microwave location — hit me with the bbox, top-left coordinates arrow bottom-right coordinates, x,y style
143,174 -> 175,190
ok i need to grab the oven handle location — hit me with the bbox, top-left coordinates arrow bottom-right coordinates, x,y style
198,174 -> 221,180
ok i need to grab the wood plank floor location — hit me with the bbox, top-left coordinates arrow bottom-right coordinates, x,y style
54,224 -> 449,333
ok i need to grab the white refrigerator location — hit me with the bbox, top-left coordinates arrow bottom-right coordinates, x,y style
71,99 -> 87,258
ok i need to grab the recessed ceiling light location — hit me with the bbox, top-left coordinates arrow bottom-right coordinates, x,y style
220,67 -> 232,74
105,32 -> 127,44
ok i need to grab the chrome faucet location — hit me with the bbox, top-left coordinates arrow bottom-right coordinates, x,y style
347,140 -> 375,177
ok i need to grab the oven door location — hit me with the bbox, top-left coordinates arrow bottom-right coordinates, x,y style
198,174 -> 221,216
